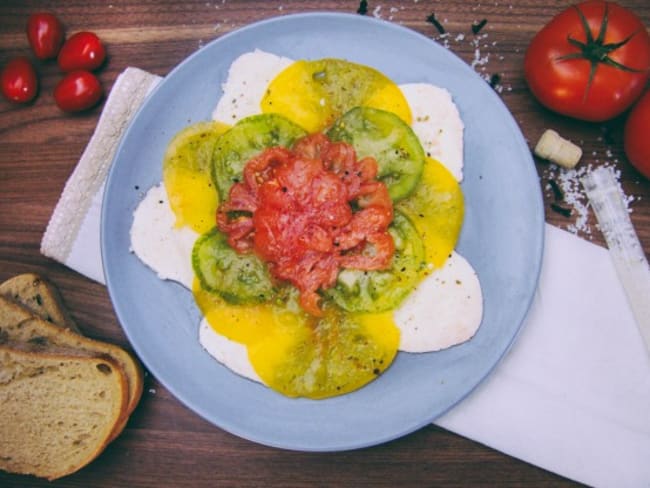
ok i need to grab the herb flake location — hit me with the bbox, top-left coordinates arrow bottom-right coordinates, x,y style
488,73 -> 501,89
472,19 -> 488,34
549,179 -> 564,201
426,13 -> 446,34
357,0 -> 368,15
550,202 -> 572,217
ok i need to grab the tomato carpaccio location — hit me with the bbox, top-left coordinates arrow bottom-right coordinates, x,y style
218,133 -> 395,315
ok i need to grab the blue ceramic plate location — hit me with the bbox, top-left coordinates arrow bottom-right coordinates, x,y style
102,12 -> 544,451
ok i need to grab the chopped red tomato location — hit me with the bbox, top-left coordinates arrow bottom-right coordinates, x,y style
218,134 -> 394,315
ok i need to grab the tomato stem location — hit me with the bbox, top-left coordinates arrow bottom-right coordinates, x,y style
555,3 -> 643,101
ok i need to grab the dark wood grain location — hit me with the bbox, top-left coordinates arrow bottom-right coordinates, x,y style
1,0 -> 648,486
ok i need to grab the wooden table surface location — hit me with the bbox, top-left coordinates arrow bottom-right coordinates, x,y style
1,0 -> 649,486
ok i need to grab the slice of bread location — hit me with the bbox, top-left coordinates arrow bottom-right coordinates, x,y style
0,296 -> 144,422
0,342 -> 129,480
0,273 -> 79,333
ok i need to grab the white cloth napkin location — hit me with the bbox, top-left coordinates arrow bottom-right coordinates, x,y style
41,68 -> 650,487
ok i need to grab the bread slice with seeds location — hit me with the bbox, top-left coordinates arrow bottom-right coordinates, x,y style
0,341 -> 129,480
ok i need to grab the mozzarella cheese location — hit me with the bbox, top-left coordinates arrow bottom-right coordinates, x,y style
395,251 -> 482,352
211,49 -> 293,124
400,83 -> 465,182
130,184 -> 197,289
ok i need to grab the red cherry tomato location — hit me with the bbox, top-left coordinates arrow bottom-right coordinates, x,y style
1,57 -> 38,104
58,31 -> 106,72
26,12 -> 65,60
624,89 -> 650,179
524,1 -> 650,122
53,71 -> 103,112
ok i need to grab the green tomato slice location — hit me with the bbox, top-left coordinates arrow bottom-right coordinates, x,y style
192,227 -> 275,304
324,211 -> 426,313
211,113 -> 307,199
327,106 -> 425,201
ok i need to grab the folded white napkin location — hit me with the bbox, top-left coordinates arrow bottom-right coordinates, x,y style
41,68 -> 161,284
41,68 -> 650,487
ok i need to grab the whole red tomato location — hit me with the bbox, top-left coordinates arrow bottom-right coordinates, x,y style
1,57 -> 38,103
58,32 -> 106,72
524,1 -> 650,122
624,89 -> 650,179
53,70 -> 103,112
26,12 -> 64,60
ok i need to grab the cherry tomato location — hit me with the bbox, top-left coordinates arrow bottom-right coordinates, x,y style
524,1 -> 650,122
26,12 -> 64,60
57,31 -> 106,72
1,57 -> 38,104
53,71 -> 103,112
624,89 -> 650,179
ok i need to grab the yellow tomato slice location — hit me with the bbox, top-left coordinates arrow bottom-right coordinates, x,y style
261,58 -> 411,133
397,157 -> 464,269
163,121 -> 229,234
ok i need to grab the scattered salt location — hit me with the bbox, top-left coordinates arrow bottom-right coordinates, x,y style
425,20 -> 510,94
547,165 -> 594,236
470,49 -> 490,70
544,159 -> 637,238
